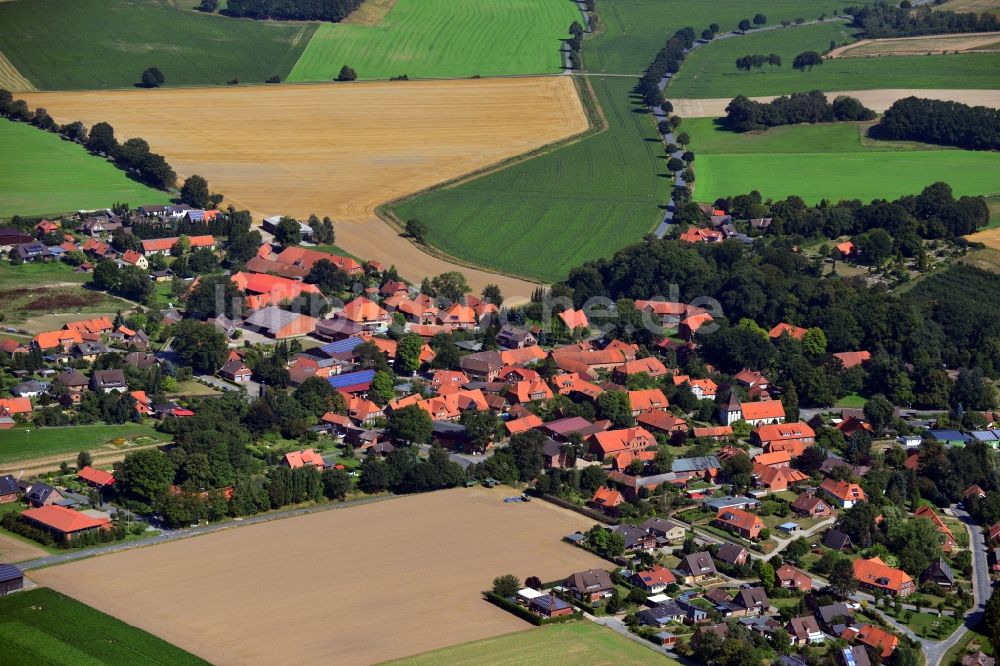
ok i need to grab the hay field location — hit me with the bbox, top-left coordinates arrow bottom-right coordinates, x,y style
32,486 -> 607,665
828,31 -> 1000,57
23,77 -> 586,299
937,0 -> 1000,15
966,227 -> 1000,250
671,88 -> 1000,117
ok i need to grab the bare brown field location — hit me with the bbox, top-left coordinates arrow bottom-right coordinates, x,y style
23,77 -> 588,301
671,88 -> 1000,116
33,486 -> 607,665
0,442 -> 161,477
828,31 -> 1000,58
0,532 -> 46,563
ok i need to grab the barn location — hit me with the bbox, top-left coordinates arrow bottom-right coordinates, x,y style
0,563 -> 24,596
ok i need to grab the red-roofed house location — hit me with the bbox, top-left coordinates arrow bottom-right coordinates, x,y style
272,246 -> 364,276
716,508 -> 766,540
589,427 -> 656,459
121,250 -> 148,269
820,479 -> 866,508
637,411 -> 688,435
231,272 -> 322,310
769,323 -> 808,341
505,414 -> 543,435
22,505 -> 111,540
833,351 -> 872,369
632,565 -> 676,593
559,308 -> 589,331
77,466 -> 116,488
282,449 -> 325,470
752,422 -> 815,455
615,357 -> 669,381
340,297 -> 391,328
590,486 -> 625,514
508,379 -> 553,404
33,329 -> 83,351
438,303 -> 477,330
835,241 -> 856,258
776,563 -> 812,592
855,624 -> 898,659
627,389 -> 669,416
915,505 -> 958,553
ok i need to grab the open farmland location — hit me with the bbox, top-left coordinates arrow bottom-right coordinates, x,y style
937,0 -> 1000,15
671,88 -> 1000,117
21,77 -> 586,299
392,76 -> 665,282
0,587 -> 208,665
384,621 -> 675,666
687,118 -> 1000,204
0,0 -> 315,90
828,31 -> 1000,57
668,21 -> 1000,98
288,0 -> 580,81
0,120 -> 170,217
388,0 -> 880,282
32,486 -> 607,665
0,424 -> 169,467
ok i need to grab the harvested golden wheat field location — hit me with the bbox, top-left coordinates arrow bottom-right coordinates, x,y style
33,487 -> 607,665
670,88 -> 1000,117
23,77 -> 588,300
828,31 -> 1000,58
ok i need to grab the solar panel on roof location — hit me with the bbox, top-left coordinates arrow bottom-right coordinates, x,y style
319,337 -> 365,355
327,370 -> 375,389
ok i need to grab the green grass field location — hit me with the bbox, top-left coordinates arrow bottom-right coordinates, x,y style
669,20 -> 1000,98
0,120 -> 170,217
0,424 -> 170,465
584,0 -> 875,75
383,622 -> 675,665
288,0 -> 579,81
393,76 -> 665,282
0,0 -> 316,90
0,262 -> 88,291
0,587 -> 208,665
688,118 -> 1000,204
389,0 -> 876,282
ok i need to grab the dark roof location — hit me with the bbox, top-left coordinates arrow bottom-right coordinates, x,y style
25,482 -> 58,504
56,369 -> 89,387
716,542 -> 748,565
737,587 -> 769,609
817,602 -> 854,625
638,601 -> 685,625
0,563 -> 22,584
823,528 -> 852,550
0,475 -> 19,496
921,558 -> 954,584
681,552 -> 717,575
92,369 -> 126,386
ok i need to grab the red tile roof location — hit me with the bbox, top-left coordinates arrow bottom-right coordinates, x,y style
22,505 -> 110,533
741,401 -> 786,421
591,486 -> 624,508
284,449 -> 325,469
852,557 -> 913,593
77,466 -> 116,487
769,323 -> 808,340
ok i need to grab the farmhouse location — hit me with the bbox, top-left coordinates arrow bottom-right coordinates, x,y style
22,505 -> 111,540
282,449 -> 325,470
243,306 -> 318,339
0,475 -> 20,503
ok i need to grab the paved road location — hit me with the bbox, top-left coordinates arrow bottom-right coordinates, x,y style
926,509 -> 992,665
18,494 -> 396,572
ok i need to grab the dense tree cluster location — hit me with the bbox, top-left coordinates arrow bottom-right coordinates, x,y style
724,91 -> 874,131
848,2 -> 1000,37
1,89 -> 189,191
714,182 -> 989,242
559,210 -> 999,410
873,97 -> 1000,151
734,53 -> 781,71
637,27 -> 696,107
224,0 -> 363,22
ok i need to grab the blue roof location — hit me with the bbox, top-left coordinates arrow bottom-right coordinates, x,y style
929,430 -> 971,442
319,337 -> 365,356
970,430 -> 999,441
327,370 -> 375,389
0,563 -> 22,583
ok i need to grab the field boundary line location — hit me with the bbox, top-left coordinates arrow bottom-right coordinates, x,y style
0,49 -> 35,92
376,75 -> 610,285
